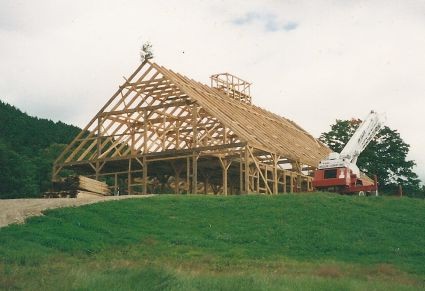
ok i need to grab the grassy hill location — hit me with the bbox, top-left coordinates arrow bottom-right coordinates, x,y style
0,100 -> 81,198
1,194 -> 424,290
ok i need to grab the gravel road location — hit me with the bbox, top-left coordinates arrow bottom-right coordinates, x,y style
0,194 -> 155,228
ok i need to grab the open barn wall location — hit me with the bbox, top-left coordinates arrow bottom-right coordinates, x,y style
53,61 -> 329,195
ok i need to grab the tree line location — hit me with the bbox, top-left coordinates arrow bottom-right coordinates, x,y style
0,101 -> 80,198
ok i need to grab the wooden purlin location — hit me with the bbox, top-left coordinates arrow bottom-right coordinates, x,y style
151,62 -> 330,167
152,64 -> 253,150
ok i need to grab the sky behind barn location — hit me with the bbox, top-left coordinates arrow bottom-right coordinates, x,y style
1,0 -> 424,183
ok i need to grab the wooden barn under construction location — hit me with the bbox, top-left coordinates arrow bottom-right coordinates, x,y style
53,61 -> 330,195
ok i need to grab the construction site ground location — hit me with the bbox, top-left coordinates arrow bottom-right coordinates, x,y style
0,194 -> 155,228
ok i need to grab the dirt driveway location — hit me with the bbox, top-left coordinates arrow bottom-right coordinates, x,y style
0,194 -> 155,228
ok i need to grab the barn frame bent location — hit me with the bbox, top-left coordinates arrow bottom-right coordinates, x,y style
53,61 -> 330,195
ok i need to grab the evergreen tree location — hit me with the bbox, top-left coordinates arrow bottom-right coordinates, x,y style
0,141 -> 38,198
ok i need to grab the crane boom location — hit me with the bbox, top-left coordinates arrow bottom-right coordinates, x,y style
340,111 -> 386,164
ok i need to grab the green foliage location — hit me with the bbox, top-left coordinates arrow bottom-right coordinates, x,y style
1,195 -> 424,290
0,141 -> 38,198
0,100 -> 80,197
320,119 -> 423,197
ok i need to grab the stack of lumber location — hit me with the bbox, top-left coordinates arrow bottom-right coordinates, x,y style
46,176 -> 111,198
43,190 -> 77,198
66,176 -> 111,196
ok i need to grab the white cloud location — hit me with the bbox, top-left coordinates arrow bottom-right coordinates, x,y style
1,0 -> 424,183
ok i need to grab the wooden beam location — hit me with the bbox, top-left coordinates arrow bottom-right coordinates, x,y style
143,156 -> 148,195
219,157 -> 232,196
128,158 -> 132,195
244,146 -> 250,194
99,100 -> 192,117
192,153 -> 198,194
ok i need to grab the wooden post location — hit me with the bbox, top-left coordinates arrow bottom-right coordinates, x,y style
192,154 -> 198,194
256,168 -> 260,193
114,173 -> 118,195
131,126 -> 135,155
297,174 -> 302,192
191,103 -> 198,195
186,157 -> 190,194
143,110 -> 148,153
143,156 -> 148,195
273,154 -> 279,195
97,116 -> 102,159
219,157 -> 232,196
244,146 -> 249,194
128,158 -> 132,195
192,105 -> 198,147
239,151 -> 243,194
95,161 -> 100,181
290,173 -> 294,193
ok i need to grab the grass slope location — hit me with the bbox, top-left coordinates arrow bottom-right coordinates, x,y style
1,194 -> 424,290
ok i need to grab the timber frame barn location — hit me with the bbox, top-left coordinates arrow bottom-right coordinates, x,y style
53,61 -> 330,195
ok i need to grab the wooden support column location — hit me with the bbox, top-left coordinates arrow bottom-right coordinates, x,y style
273,154 -> 279,195
244,146 -> 250,194
143,109 -> 148,153
192,104 -> 198,147
192,154 -> 198,194
95,161 -> 100,181
186,157 -> 191,193
297,174 -> 302,193
95,116 -> 102,182
256,168 -> 260,193
97,116 -> 102,158
131,125 -> 135,155
290,173 -> 294,193
219,157 -> 232,196
114,173 -> 118,195
239,151 -> 243,194
143,156 -> 148,195
128,158 -> 132,195
283,171 -> 287,193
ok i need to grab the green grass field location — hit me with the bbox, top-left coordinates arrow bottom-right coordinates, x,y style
1,193 -> 424,290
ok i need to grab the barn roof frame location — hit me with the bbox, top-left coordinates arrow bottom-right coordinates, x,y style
53,61 -> 330,195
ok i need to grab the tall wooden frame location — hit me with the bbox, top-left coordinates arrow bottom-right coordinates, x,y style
53,61 -> 330,194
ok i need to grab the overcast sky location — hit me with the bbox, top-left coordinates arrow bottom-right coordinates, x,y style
1,0 -> 424,183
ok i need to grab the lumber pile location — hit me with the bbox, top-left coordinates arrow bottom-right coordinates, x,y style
46,176 -> 111,198
65,176 -> 111,195
43,190 -> 77,198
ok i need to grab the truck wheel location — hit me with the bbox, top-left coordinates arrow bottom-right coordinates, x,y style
358,191 -> 365,196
